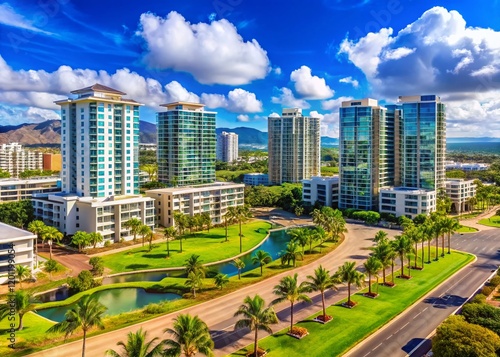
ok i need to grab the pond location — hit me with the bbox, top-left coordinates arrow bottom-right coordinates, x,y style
103,228 -> 292,283
37,288 -> 181,323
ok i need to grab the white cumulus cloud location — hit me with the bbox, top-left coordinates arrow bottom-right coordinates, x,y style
271,87 -> 310,108
201,88 -> 262,113
137,11 -> 270,85
339,77 -> 359,88
237,114 -> 249,122
290,65 -> 334,99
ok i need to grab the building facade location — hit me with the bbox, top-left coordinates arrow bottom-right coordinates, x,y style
243,173 -> 269,186
302,176 -> 339,208
445,179 -> 476,214
217,131 -> 238,163
268,108 -> 321,185
0,177 -> 60,202
379,187 -> 436,219
339,99 -> 388,211
0,223 -> 36,284
32,84 -> 154,242
146,182 -> 245,227
0,143 -> 43,177
157,102 -> 216,186
43,153 -> 62,171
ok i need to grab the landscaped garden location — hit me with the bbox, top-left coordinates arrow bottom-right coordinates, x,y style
478,216 -> 500,228
229,250 -> 474,357
456,225 -> 479,233
101,220 -> 272,273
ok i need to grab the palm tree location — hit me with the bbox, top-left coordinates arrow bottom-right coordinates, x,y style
430,213 -> 444,260
423,222 -> 434,264
146,229 -> 155,252
15,265 -> 31,288
304,265 -> 338,322
106,327 -> 163,357
89,232 -> 104,249
223,208 -> 235,242
234,295 -> 278,357
306,228 -> 319,254
185,271 -> 203,298
163,314 -> 214,357
272,274 -> 311,332
214,273 -> 229,290
392,235 -> 414,278
232,258 -> 245,280
312,226 -> 327,253
336,261 -> 364,306
406,226 -> 421,269
164,226 -> 176,257
363,256 -> 382,296
443,217 -> 460,254
202,212 -> 211,232
371,242 -> 392,285
173,211 -> 188,239
41,226 -> 63,260
138,224 -> 151,247
27,219 -> 46,267
72,231 -> 90,253
288,227 -> 309,255
251,250 -> 272,276
184,254 -> 206,278
279,241 -> 303,267
0,290 -> 38,330
235,205 -> 252,253
47,295 -> 107,357
123,217 -> 142,244
44,259 -> 59,280
374,230 -> 388,245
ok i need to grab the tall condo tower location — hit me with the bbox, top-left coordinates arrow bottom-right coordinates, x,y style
56,84 -> 141,197
398,95 -> 446,191
217,131 -> 239,163
339,99 -> 389,211
157,102 -> 216,186
268,108 -> 321,185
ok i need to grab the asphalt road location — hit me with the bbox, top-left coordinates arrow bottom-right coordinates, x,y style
28,223 -> 400,357
346,229 -> 500,357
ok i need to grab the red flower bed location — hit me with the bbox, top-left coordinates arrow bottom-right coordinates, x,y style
288,326 -> 309,339
342,300 -> 357,308
314,314 -> 333,323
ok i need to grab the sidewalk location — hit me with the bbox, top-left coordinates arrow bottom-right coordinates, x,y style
459,205 -> 500,231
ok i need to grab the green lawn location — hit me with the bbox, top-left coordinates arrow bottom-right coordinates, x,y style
229,250 -> 474,357
478,216 -> 500,228
457,225 -> 479,233
320,166 -> 339,175
101,220 -> 272,274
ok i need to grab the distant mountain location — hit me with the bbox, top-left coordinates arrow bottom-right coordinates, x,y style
321,137 -> 338,147
0,119 -> 158,145
217,127 -> 268,146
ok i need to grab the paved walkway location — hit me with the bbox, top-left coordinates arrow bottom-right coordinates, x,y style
458,205 -> 500,231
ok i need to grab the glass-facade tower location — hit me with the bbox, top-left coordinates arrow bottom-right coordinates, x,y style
157,102 -> 216,186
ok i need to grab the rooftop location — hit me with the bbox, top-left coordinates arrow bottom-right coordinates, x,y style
381,187 -> 436,194
0,222 -> 36,241
70,83 -> 126,95
147,181 -> 244,194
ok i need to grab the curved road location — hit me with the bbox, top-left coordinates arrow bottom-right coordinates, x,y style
29,223 -> 398,357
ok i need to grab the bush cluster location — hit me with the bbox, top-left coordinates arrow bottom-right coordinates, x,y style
67,270 -> 101,293
290,326 -> 308,337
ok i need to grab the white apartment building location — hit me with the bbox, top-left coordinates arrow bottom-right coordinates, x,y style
445,179 -> 476,214
217,131 -> 238,163
146,182 -> 245,227
302,176 -> 340,208
0,223 -> 36,284
0,177 -> 61,202
379,187 -> 436,219
243,173 -> 269,186
33,193 -> 155,242
445,161 -> 489,171
0,143 -> 43,177
32,84 -> 155,242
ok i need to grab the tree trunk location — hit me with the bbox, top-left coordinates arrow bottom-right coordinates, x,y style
240,234 -> 242,254
391,260 -> 395,283
427,240 -> 431,263
382,268 -> 386,284
368,272 -> 372,294
238,269 -> 241,280
321,291 -> 326,318
414,243 -> 418,268
441,234 -> 445,257
82,329 -> 86,357
290,302 -> 294,332
260,264 -> 263,276
435,237 -> 439,260
166,239 -> 170,257
180,239 -> 183,253
400,256 -> 404,277
193,287 -> 196,298
407,257 -> 411,278
49,241 -> 53,260
347,283 -> 351,304
448,233 -> 451,254
17,313 -> 24,330
421,241 -> 425,268
254,328 -> 259,357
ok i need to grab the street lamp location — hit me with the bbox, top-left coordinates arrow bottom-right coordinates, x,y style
48,239 -> 52,260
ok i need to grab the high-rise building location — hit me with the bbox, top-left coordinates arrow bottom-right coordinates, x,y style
339,99 -> 388,211
397,95 -> 446,191
43,153 -> 62,171
268,108 -> 320,185
33,84 -> 155,242
0,143 -> 43,177
217,131 -> 238,163
56,84 -> 141,197
157,102 -> 216,186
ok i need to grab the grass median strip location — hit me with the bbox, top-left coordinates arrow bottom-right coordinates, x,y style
229,250 -> 474,357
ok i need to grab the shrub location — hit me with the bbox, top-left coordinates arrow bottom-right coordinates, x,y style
104,240 -> 111,247
470,294 -> 486,304
489,276 -> 500,287
143,301 -> 169,314
290,326 -> 308,337
89,257 -> 104,276
67,270 -> 100,293
481,286 -> 494,296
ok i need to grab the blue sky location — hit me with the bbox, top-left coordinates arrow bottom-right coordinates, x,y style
0,0 -> 499,137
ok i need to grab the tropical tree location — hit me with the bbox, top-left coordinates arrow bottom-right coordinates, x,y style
235,205 -> 252,253
44,259 -> 59,280
422,222 -> 435,264
184,254 -> 206,278
306,228 -> 319,254
280,241 -> 303,267
123,217 -> 142,244
363,256 -> 382,296
185,271 -> 204,298
406,226 -> 422,269
164,226 -> 176,257
272,274 -> 311,332
232,258 -> 245,280
41,226 -> 63,260
138,224 -> 152,248
214,273 -> 229,290
15,265 -> 31,289
47,296 -> 107,357
430,213 -> 445,260
146,229 -> 155,252
443,217 -> 460,254
163,314 -> 214,357
335,261 -> 364,306
88,232 -> 104,249
316,207 -> 347,242
288,227 -> 309,255
374,230 -> 388,245
27,219 -> 46,266
186,215 -> 196,236
304,265 -> 338,321
392,235 -> 414,278
72,231 -> 90,253
234,295 -> 278,357
0,290 -> 38,330
312,226 -> 327,253
173,211 -> 188,239
202,212 -> 211,232
371,242 -> 392,285
223,208 -> 234,242
251,250 -> 272,276
106,327 -> 163,357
